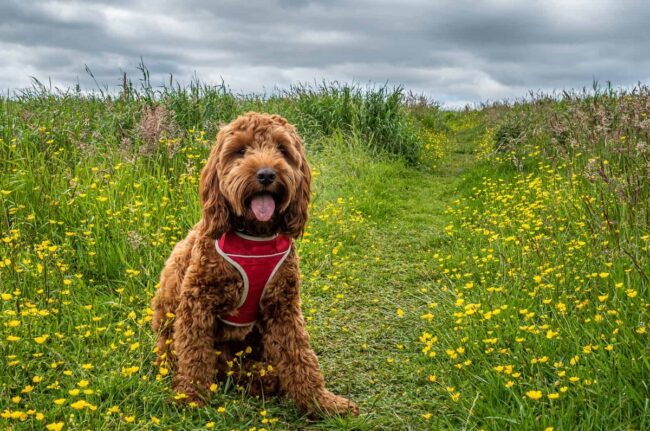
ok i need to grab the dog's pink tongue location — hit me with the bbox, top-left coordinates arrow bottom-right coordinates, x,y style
251,194 -> 275,221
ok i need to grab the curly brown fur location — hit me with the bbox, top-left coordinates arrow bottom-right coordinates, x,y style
151,112 -> 358,416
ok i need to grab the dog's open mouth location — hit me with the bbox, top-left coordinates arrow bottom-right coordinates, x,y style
249,192 -> 276,222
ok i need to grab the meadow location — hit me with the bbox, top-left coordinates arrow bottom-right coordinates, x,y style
0,77 -> 648,430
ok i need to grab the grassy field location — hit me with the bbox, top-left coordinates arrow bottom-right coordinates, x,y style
1,81 -> 649,430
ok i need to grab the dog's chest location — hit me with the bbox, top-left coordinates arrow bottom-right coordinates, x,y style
215,231 -> 291,326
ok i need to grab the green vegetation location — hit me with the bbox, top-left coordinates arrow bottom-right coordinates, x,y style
0,79 -> 648,430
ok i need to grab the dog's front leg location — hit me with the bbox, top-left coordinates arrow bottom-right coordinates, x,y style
261,261 -> 358,416
171,284 -> 219,404
170,235 -> 242,404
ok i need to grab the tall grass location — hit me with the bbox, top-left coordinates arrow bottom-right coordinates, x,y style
487,84 -> 650,242
3,67 -> 428,165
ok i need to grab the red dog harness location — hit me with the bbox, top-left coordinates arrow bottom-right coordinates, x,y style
215,231 -> 292,326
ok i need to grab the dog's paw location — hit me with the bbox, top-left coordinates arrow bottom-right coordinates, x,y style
317,391 -> 359,416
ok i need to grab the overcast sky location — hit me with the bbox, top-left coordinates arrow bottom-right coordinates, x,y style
2,0 -> 649,107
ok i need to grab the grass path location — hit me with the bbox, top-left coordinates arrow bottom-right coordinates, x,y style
301,127 -> 481,430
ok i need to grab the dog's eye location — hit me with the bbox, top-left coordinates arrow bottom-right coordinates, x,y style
278,146 -> 287,156
237,148 -> 246,156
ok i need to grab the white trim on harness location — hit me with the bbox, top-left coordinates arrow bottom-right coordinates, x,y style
259,246 -> 291,306
215,240 -> 249,309
221,250 -> 289,259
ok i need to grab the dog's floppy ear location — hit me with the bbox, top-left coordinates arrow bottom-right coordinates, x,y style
284,130 -> 311,238
198,127 -> 231,237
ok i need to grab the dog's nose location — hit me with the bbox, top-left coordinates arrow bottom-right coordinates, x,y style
256,168 -> 276,185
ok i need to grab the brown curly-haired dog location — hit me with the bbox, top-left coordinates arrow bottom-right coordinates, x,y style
151,112 -> 358,416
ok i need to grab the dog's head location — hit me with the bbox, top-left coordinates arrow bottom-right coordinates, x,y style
198,112 -> 311,238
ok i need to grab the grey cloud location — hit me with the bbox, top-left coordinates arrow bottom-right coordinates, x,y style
1,0 -> 649,106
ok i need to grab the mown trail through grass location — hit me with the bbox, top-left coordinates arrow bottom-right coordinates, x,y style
300,122 -> 481,430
